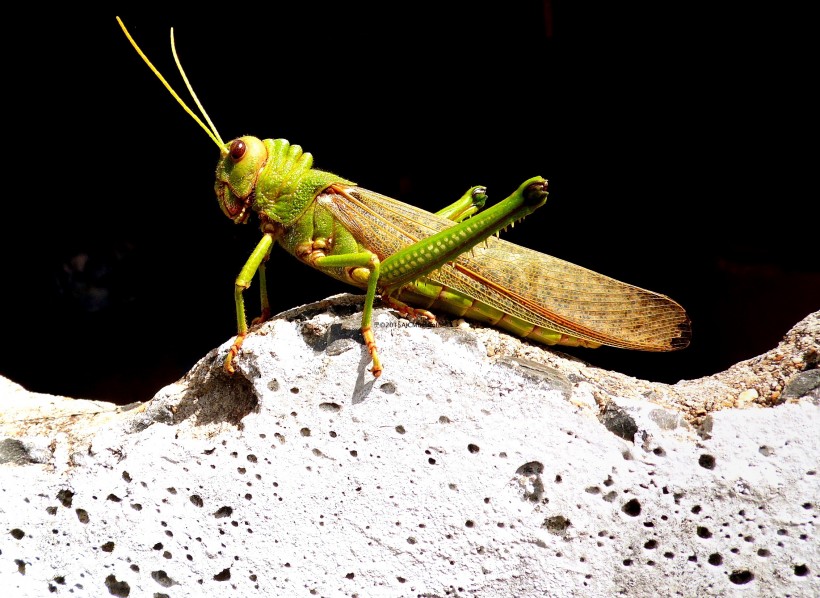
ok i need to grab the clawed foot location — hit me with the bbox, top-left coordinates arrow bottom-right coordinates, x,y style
381,296 -> 437,326
223,333 -> 247,375
251,308 -> 271,326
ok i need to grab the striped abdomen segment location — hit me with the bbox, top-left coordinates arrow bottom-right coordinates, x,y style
395,277 -> 601,348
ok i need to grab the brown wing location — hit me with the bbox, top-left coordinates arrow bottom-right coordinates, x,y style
319,185 -> 690,350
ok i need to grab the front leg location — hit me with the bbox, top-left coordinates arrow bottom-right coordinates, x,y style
224,233 -> 274,375
251,257 -> 272,326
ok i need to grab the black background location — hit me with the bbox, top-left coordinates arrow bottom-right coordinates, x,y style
2,4 -> 817,404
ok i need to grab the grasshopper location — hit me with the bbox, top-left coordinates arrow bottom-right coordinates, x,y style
117,18 -> 690,378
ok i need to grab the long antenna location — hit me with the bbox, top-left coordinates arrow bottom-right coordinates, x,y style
116,17 -> 226,151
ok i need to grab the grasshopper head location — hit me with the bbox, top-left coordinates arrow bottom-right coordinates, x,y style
215,136 -> 268,224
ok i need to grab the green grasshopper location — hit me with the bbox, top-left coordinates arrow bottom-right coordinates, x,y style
118,18 -> 690,378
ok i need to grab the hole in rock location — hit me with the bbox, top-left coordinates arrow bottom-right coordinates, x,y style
728,570 -> 754,585
621,499 -> 641,517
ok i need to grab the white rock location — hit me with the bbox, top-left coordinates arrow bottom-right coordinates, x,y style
1,298 -> 818,597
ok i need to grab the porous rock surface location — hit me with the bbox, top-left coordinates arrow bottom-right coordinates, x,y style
1,296 -> 818,597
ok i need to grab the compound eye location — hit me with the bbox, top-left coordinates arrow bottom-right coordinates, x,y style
229,139 -> 246,163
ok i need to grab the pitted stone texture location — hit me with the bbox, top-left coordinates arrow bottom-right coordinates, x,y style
1,299 -> 818,597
